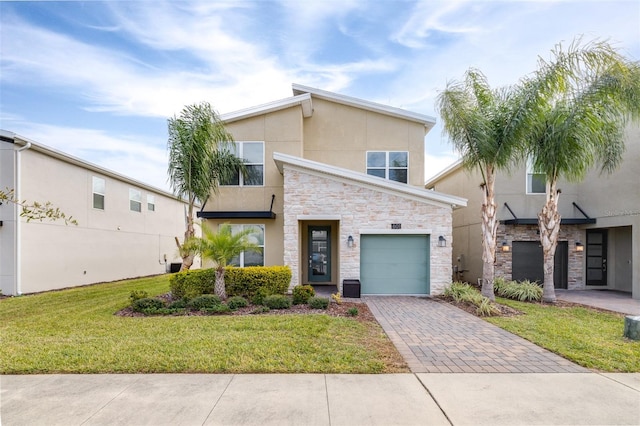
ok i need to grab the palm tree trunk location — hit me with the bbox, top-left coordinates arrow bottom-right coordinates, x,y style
179,202 -> 196,271
538,180 -> 561,303
480,167 -> 497,301
214,267 -> 227,300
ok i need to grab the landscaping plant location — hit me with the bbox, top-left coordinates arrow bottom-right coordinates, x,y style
292,285 -> 315,305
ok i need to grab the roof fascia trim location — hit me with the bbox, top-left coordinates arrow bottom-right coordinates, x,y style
273,152 -> 467,209
2,130 -> 189,203
221,93 -> 312,123
425,159 -> 463,187
292,83 -> 436,128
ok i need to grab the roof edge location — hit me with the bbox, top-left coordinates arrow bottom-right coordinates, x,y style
273,152 -> 467,208
425,159 -> 463,188
292,83 -> 436,128
1,130 -> 191,203
221,93 -> 312,123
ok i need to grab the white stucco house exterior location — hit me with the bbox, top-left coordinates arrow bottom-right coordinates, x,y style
0,130 -> 197,295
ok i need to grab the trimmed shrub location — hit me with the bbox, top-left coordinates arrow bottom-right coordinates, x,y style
347,307 -> 359,317
225,266 -> 292,299
263,295 -> 291,310
129,290 -> 149,303
308,297 -> 329,309
292,285 -> 315,305
227,296 -> 248,310
202,304 -> 231,314
169,269 -> 216,299
251,306 -> 270,314
167,299 -> 189,309
131,297 -> 165,313
251,288 -> 269,306
187,295 -> 222,311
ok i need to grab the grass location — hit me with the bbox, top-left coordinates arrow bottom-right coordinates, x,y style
0,275 -> 404,374
487,298 -> 640,372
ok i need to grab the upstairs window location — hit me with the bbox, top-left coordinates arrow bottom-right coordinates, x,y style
221,141 -> 264,186
92,177 -> 105,210
227,224 -> 265,267
129,188 -> 142,212
526,159 -> 546,194
147,194 -> 155,212
367,151 -> 408,183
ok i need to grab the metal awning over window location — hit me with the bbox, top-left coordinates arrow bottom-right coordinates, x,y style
501,202 -> 596,225
197,194 -> 276,220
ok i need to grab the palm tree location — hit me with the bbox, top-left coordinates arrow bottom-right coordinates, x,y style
437,70 -> 529,300
167,102 -> 245,271
184,223 -> 260,299
523,40 -> 640,302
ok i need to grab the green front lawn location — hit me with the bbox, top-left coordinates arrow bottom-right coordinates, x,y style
0,276 -> 405,374
487,298 -> 640,372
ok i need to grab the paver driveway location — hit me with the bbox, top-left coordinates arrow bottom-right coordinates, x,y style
366,296 -> 587,373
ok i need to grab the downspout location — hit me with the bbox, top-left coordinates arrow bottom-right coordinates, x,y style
15,142 -> 31,295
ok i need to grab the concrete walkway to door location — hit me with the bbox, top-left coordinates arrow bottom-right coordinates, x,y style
365,296 -> 587,374
556,289 -> 640,315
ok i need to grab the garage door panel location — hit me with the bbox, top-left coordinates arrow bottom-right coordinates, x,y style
360,235 -> 430,295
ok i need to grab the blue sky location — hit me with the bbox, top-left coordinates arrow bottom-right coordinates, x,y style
1,1 -> 639,191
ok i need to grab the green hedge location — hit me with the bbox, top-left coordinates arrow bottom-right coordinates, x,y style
225,266 -> 292,298
169,266 -> 291,299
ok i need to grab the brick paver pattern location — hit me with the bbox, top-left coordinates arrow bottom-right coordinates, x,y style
365,296 -> 588,373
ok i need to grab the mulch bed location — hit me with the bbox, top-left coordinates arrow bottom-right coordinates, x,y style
116,293 -> 376,323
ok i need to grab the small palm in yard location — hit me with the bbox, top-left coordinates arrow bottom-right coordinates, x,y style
185,223 -> 259,299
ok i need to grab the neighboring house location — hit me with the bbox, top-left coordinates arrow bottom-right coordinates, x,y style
425,125 -> 640,300
198,84 -> 467,296
0,130 -> 197,296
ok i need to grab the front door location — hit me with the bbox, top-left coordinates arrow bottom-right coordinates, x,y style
586,230 -> 608,286
308,226 -> 331,283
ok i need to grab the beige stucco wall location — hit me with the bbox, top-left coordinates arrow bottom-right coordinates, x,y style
0,141 -> 18,294
4,145 -> 193,295
301,98 -> 426,186
282,166 -> 453,295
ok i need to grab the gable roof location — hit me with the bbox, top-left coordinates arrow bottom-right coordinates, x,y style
273,152 -> 467,209
292,83 -> 436,129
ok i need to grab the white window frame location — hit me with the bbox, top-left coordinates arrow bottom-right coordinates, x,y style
221,141 -> 265,187
225,224 -> 265,267
92,177 -> 105,210
129,188 -> 142,212
526,159 -> 546,194
147,194 -> 155,212
366,151 -> 409,183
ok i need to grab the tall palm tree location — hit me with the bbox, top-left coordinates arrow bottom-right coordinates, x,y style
184,223 -> 260,299
437,70 -> 529,300
167,102 -> 244,271
523,40 -> 640,302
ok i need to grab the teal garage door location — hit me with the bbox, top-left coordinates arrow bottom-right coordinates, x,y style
360,234 -> 430,295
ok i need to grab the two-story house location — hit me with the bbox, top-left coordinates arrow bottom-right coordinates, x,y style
198,84 -> 467,296
0,130 -> 197,296
426,125 -> 639,300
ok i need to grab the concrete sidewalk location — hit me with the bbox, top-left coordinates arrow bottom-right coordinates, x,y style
2,373 -> 639,425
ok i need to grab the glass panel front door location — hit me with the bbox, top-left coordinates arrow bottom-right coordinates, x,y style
308,226 -> 331,283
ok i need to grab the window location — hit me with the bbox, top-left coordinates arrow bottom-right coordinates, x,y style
226,224 -> 265,267
366,151 -> 408,183
221,141 -> 264,186
147,194 -> 155,211
92,177 -> 105,210
129,188 -> 142,212
526,159 -> 546,194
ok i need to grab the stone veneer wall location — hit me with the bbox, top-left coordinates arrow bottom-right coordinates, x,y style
283,166 -> 453,295
495,224 -> 585,289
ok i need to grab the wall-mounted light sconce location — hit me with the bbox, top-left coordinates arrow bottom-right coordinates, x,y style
347,235 -> 354,248
438,236 -> 447,248
501,242 -> 511,252
575,242 -> 584,252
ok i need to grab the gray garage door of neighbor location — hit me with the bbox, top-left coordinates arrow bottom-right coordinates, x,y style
360,234 -> 430,295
